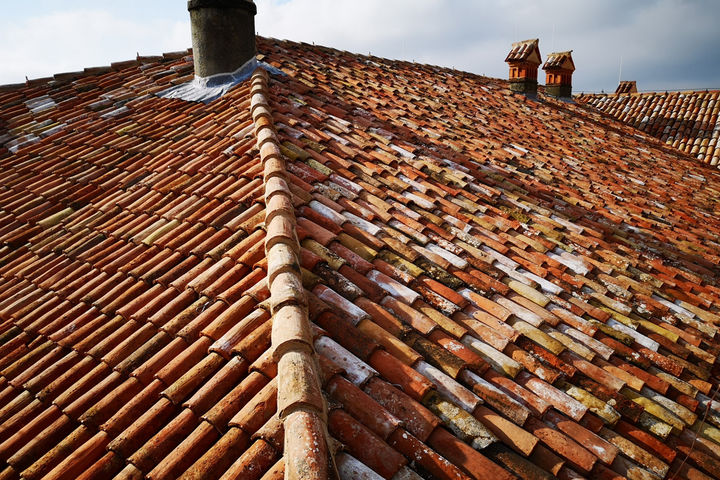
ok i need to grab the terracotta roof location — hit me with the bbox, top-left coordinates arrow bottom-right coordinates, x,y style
505,39 -> 541,64
1,36 -> 720,480
577,89 -> 720,167
543,51 -> 575,71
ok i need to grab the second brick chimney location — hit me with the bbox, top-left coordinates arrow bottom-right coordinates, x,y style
188,0 -> 257,79
543,51 -> 575,98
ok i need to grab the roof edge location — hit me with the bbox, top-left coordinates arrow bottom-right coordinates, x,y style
0,49 -> 192,92
249,68 -> 338,478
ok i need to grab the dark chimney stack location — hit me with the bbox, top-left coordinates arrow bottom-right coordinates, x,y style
188,0 -> 257,78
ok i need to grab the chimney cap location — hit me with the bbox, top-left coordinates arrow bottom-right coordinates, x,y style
188,0 -> 256,14
505,39 -> 541,65
543,51 -> 575,72
616,80 -> 637,94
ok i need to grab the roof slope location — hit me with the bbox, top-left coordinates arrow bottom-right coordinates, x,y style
0,36 -> 720,480
577,89 -> 720,167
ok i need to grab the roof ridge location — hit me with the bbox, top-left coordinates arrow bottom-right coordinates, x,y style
249,68 -> 338,479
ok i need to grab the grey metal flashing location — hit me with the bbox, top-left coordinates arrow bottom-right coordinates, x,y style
157,59 -> 284,103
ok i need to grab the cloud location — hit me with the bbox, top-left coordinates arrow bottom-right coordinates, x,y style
1,0 -> 718,92
0,9 -> 190,84
256,0 -> 720,92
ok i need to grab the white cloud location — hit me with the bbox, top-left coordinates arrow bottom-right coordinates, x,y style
256,0 -> 720,92
1,1 -> 718,92
0,10 -> 190,84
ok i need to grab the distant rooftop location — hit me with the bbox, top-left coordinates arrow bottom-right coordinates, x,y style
578,88 -> 720,166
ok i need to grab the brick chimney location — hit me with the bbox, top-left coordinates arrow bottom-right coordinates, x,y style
505,39 -> 542,95
615,81 -> 637,94
543,51 -> 575,98
188,0 -> 257,78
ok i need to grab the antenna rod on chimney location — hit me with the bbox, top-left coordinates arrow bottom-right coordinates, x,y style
618,55 -> 623,84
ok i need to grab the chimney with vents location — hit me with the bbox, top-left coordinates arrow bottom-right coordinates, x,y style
543,51 -> 575,98
188,0 -> 257,78
505,39 -> 542,95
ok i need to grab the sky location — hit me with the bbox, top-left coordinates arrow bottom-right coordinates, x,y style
1,0 -> 719,93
